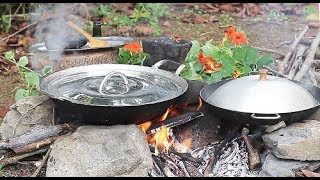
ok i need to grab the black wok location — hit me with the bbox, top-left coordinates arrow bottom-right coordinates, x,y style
200,79 -> 320,125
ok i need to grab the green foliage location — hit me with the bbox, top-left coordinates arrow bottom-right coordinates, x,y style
90,4 -> 113,18
301,4 -> 317,16
180,27 -> 274,84
117,42 -> 149,65
4,51 -> 53,102
220,14 -> 235,26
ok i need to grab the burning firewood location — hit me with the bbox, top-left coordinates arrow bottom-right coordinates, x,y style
241,127 -> 261,170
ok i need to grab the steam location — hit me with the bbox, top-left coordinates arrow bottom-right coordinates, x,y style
28,3 -> 89,71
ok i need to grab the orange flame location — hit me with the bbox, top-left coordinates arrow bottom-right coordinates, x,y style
138,121 -> 152,133
182,137 -> 192,150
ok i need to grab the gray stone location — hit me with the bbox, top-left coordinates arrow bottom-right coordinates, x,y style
259,153 -> 320,177
0,95 -> 54,140
262,120 -> 320,161
46,125 -> 153,177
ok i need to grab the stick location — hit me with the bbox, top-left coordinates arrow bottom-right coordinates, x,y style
0,124 -> 70,150
252,46 -> 286,57
308,69 -> 318,86
278,26 -> 309,74
241,127 -> 261,170
1,21 -> 37,41
294,32 -> 320,81
0,147 -> 48,168
8,3 -> 23,32
287,45 -> 307,79
31,146 -> 52,177
203,151 -> 216,177
12,132 -> 72,154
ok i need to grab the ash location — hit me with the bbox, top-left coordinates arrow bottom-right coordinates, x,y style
149,137 -> 260,177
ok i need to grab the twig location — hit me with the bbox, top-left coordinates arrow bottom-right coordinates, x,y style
203,151 -> 216,177
31,146 -> 52,177
287,45 -> 307,79
278,26 -> 309,74
308,69 -> 318,86
294,32 -> 320,81
252,46 -> 286,57
1,21 -> 37,41
8,3 -> 23,31
262,65 -> 288,78
0,147 -> 48,168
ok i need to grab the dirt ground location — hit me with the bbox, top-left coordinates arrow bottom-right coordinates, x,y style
0,3 -> 317,177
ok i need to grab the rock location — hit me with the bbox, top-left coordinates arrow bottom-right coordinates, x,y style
0,95 -> 54,140
46,125 -> 153,177
259,153 -> 320,177
262,120 -> 320,161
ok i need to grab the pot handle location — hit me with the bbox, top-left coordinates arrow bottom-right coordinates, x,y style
151,59 -> 185,75
251,113 -> 281,120
99,71 -> 129,95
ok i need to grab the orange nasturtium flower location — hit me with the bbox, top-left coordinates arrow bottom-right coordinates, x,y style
226,26 -> 236,38
232,32 -> 248,45
123,41 -> 143,53
232,69 -> 241,78
198,52 -> 222,73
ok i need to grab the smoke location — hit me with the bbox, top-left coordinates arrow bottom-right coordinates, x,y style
28,3 -> 89,71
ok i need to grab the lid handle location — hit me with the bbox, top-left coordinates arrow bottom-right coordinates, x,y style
99,72 -> 129,95
258,69 -> 268,81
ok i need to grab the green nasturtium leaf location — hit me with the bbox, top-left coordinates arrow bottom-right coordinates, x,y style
26,71 -> 40,90
29,89 -> 40,96
243,46 -> 260,65
257,54 -> 274,69
42,66 -> 53,76
207,71 -> 223,84
201,40 -> 216,57
180,69 -> 202,80
17,56 -> 29,67
184,40 -> 201,63
4,51 -> 15,62
232,46 -> 246,61
240,66 -> 252,76
15,89 -> 27,102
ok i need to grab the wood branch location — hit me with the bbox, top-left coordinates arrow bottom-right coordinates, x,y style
287,45 -> 307,79
203,151 -> 216,177
0,147 -> 48,168
252,46 -> 286,57
184,161 -> 203,177
278,26 -> 309,74
168,147 -> 202,164
152,155 -> 166,177
294,32 -> 320,81
1,21 -> 38,41
31,146 -> 52,177
308,69 -> 318,86
263,65 -> 288,78
177,161 -> 190,177
0,124 -> 71,150
241,127 -> 261,170
278,36 -> 316,47
12,132 -> 72,154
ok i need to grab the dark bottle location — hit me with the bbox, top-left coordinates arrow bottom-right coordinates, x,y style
91,16 -> 102,37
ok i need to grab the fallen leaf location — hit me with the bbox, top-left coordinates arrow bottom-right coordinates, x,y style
6,36 -> 19,44
10,65 -> 18,73
301,169 -> 320,177
134,25 -> 153,36
118,3 -> 135,9
116,26 -> 133,35
308,21 -> 320,28
219,3 -> 237,12
0,108 -> 9,118
162,20 -> 171,27
247,3 -> 262,16
192,15 -> 208,24
18,36 -> 33,48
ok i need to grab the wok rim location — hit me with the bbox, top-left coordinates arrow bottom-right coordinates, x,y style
40,64 -> 188,107
200,78 -> 320,115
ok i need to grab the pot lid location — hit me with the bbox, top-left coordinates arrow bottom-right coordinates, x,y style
40,64 -> 188,107
205,69 -> 320,114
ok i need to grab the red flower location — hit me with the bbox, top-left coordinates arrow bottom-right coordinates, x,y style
232,32 -> 248,45
226,26 -> 236,39
124,41 -> 143,53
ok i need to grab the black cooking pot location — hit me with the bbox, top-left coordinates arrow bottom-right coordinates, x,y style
40,60 -> 188,125
200,69 -> 320,125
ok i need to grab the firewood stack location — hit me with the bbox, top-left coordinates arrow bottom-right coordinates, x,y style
267,26 -> 320,86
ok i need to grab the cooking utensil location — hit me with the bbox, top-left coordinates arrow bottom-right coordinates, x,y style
66,21 -> 109,48
29,36 -> 134,53
40,60 -> 188,125
200,69 -> 320,125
